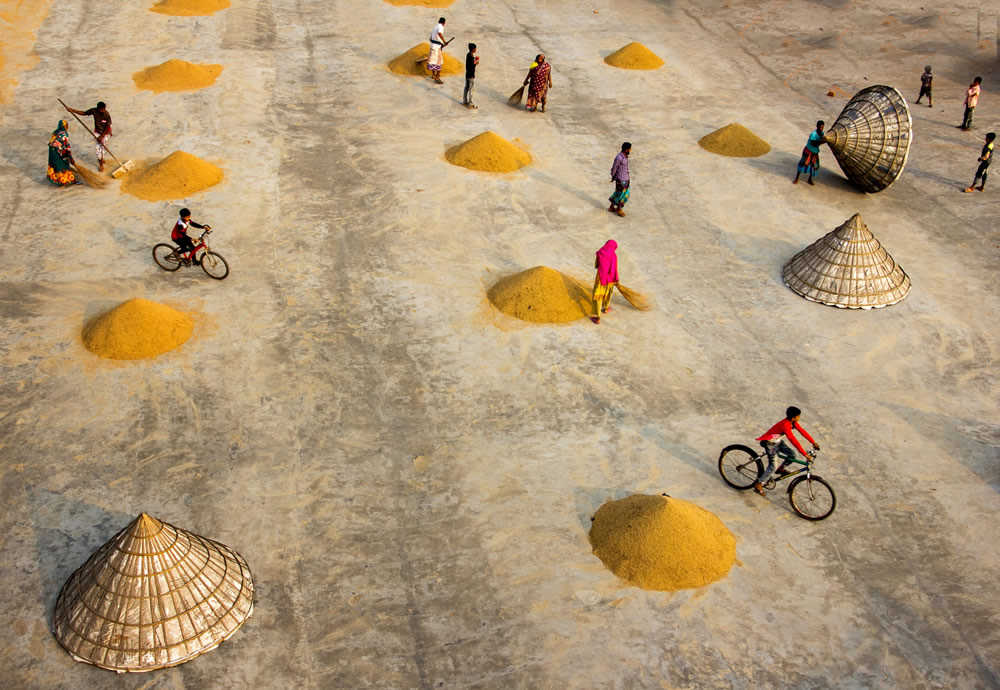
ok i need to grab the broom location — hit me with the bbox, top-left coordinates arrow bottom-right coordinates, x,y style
508,85 -> 525,105
70,161 -> 109,188
615,283 -> 652,311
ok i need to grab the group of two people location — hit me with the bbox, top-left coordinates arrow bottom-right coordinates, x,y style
46,102 -> 112,186
427,17 -> 552,113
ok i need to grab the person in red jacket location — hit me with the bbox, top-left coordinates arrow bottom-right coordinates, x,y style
754,406 -> 820,496
171,208 -> 210,265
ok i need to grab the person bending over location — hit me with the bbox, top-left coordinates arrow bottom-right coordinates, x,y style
754,406 -> 820,495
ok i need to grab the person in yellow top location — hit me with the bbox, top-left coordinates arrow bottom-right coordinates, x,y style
964,132 -> 995,193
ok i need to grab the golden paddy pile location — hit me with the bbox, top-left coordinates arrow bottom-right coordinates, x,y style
487,266 -> 591,323
83,299 -> 194,360
589,494 -> 736,591
446,132 -> 531,173
132,60 -> 224,93
120,151 -> 224,201
698,123 -> 771,157
149,0 -> 230,15
383,0 -> 455,6
388,43 -> 463,77
604,42 -> 664,70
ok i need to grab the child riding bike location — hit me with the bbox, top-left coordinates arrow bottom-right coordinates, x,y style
754,406 -> 821,496
171,208 -> 211,265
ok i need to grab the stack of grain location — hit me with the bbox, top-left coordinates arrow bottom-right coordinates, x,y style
604,43 -> 664,70
120,151 -> 224,201
698,124 -> 771,157
487,266 -> 591,323
149,0 -> 230,15
589,494 -> 736,591
446,132 -> 531,172
388,44 -> 463,77
133,60 -> 224,92
83,299 -> 194,360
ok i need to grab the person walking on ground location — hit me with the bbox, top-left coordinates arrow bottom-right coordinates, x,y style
964,132 -> 995,192
65,101 -> 112,171
590,240 -> 619,325
47,120 -> 80,186
463,43 -> 479,109
793,120 -> 827,186
523,54 -> 552,113
608,142 -> 631,217
915,65 -> 933,107
427,17 -> 450,84
959,77 -> 982,130
753,406 -> 820,496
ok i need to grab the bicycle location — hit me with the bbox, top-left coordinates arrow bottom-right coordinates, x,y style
152,228 -> 230,280
718,444 -> 836,520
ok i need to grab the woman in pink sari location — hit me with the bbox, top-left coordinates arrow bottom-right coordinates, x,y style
590,240 -> 619,324
523,54 -> 552,113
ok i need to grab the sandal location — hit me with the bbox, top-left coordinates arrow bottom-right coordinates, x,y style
602,306 -> 612,314
753,483 -> 766,496
590,316 -> 600,325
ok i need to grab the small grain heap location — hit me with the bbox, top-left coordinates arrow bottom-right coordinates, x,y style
83,298 -> 194,360
133,60 -> 224,93
384,0 -> 455,6
120,151 -> 224,201
149,0 -> 230,15
604,42 -> 664,70
589,494 -> 736,591
388,43 -> 463,77
698,123 -> 771,157
487,266 -> 591,323
446,132 -> 531,173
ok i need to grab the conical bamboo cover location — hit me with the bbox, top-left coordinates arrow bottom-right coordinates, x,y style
783,213 -> 910,309
825,85 -> 912,193
53,513 -> 254,673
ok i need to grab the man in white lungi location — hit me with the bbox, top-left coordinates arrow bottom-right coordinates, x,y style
427,17 -> 448,84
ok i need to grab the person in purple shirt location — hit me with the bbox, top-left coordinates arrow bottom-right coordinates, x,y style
608,142 -> 631,217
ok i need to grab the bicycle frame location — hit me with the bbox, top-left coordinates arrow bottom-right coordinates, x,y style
177,230 -> 212,260
763,452 -> 817,490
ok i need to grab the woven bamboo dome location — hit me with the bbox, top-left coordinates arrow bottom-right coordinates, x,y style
783,213 -> 910,309
53,513 -> 254,673
825,85 -> 912,193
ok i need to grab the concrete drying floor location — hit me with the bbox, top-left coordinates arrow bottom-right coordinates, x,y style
1,0 -> 998,687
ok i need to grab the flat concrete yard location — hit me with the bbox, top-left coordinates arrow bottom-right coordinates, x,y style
2,0 -> 999,687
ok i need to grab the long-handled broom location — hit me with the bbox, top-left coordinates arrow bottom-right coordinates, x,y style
615,283 -> 652,310
58,98 -> 135,178
70,161 -> 109,188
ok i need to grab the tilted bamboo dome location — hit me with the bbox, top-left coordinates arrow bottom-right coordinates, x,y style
825,85 -> 912,193
783,213 -> 910,309
53,513 -> 254,673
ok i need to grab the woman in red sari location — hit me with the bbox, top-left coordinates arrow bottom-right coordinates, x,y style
523,54 -> 552,113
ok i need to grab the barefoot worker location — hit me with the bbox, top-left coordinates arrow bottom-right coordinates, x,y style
427,17 -> 449,84
64,101 -> 112,172
608,142 -> 632,217
963,132 -> 995,193
793,120 -> 826,186
523,54 -> 552,113
47,120 -> 79,186
590,240 -> 619,325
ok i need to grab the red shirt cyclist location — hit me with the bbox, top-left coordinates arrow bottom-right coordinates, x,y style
171,208 -> 210,265
754,406 -> 820,495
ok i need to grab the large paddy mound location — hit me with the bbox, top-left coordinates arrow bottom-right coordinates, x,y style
83,298 -> 194,360
133,60 -> 224,93
446,132 -> 531,173
589,494 -> 736,591
698,123 -> 771,157
388,43 -> 463,77
120,151 -> 224,201
604,42 -> 664,70
149,0 -> 230,16
488,266 -> 591,323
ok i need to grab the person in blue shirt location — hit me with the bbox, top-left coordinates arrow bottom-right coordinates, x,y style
793,120 -> 827,186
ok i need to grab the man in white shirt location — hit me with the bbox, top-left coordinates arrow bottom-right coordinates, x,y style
427,17 -> 448,84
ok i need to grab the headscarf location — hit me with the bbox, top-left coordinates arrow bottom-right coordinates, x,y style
49,120 -> 70,152
595,240 -> 619,285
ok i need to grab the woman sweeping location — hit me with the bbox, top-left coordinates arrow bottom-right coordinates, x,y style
47,120 -> 79,186
590,240 -> 619,325
523,54 -> 553,113
793,120 -> 826,186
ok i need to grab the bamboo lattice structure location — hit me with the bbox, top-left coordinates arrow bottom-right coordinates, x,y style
783,213 -> 910,309
825,85 -> 912,193
53,513 -> 254,673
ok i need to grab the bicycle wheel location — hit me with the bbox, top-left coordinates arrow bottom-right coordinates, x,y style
152,244 -> 181,272
200,251 -> 229,280
718,444 -> 763,490
788,475 -> 836,520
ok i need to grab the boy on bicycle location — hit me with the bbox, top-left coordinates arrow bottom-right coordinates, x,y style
171,208 -> 210,265
754,406 -> 820,496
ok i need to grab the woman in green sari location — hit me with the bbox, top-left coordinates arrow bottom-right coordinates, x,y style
47,120 -> 79,186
